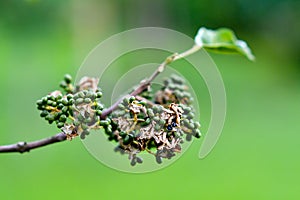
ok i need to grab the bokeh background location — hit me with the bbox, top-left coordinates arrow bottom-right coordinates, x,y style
0,0 -> 299,199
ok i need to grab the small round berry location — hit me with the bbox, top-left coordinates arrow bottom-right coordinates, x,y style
154,124 -> 161,131
96,91 -> 103,98
67,94 -> 73,100
84,98 -> 91,103
40,110 -> 48,117
129,96 -> 135,102
130,159 -> 136,166
36,100 -> 43,106
61,106 -> 68,113
122,98 -> 129,106
68,99 -> 74,105
81,123 -> 89,130
156,156 -> 162,164
96,110 -> 102,116
99,120 -> 109,126
186,134 -> 192,141
57,103 -> 64,109
47,100 -> 53,105
59,115 -> 67,123
136,157 -> 143,164
78,92 -> 85,98
57,122 -> 64,128
158,119 -> 165,126
167,125 -> 173,131
60,81 -> 67,88
64,74 -> 72,84
75,98 -> 83,105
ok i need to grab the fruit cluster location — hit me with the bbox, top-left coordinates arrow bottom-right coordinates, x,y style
36,75 -> 105,139
105,75 -> 201,165
36,74 -> 201,166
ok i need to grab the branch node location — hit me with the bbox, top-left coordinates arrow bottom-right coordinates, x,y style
17,142 -> 29,153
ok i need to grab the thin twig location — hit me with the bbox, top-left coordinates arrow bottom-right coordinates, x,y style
0,132 -> 67,153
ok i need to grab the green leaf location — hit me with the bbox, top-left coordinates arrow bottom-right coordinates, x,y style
195,27 -> 255,61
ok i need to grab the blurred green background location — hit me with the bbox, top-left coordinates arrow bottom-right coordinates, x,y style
0,0 -> 299,199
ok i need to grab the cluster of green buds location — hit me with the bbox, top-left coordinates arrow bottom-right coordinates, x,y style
106,75 -> 201,166
36,75 -> 105,139
36,74 -> 201,166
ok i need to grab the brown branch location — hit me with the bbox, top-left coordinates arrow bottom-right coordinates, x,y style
100,56 -> 171,119
0,132 -> 67,153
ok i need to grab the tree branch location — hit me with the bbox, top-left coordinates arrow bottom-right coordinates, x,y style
0,132 -> 67,153
0,45 -> 201,153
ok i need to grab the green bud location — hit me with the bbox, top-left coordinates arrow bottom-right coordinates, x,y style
45,114 -> 55,121
62,106 -> 68,113
84,98 -> 91,103
81,123 -> 89,130
60,81 -> 67,89
42,97 -> 47,104
140,118 -> 151,126
36,100 -> 43,106
123,135 -> 132,145
57,103 -> 64,109
96,92 -> 103,98
194,129 -> 201,138
64,74 -> 72,84
67,94 -> 73,100
194,122 -> 201,129
154,124 -> 161,131
62,99 -> 69,106
99,120 -> 109,126
106,126 -> 112,134
56,94 -> 63,100
73,120 -> 80,126
95,103 -> 104,110
57,122 -> 64,128
129,96 -> 135,103
40,110 -> 48,117
183,106 -> 192,114
119,131 -> 127,138
75,98 -> 83,105
47,100 -> 54,105
187,112 -> 195,119
37,105 -> 44,110
147,109 -> 154,118
139,101 -> 146,106
84,117 -> 92,123
130,159 -> 136,166
156,156 -> 162,164
186,134 -> 192,141
78,92 -> 85,98
136,157 -> 143,163
187,123 -> 195,129
51,102 -> 57,107
158,119 -> 165,126
118,104 -> 125,109
68,99 -> 74,105
153,116 -> 160,122
73,93 -> 79,100
86,91 -> 93,98
96,110 -> 102,116
59,114 -> 67,123
122,98 -> 129,106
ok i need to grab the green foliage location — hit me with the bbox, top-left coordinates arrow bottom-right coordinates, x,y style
195,27 -> 255,61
